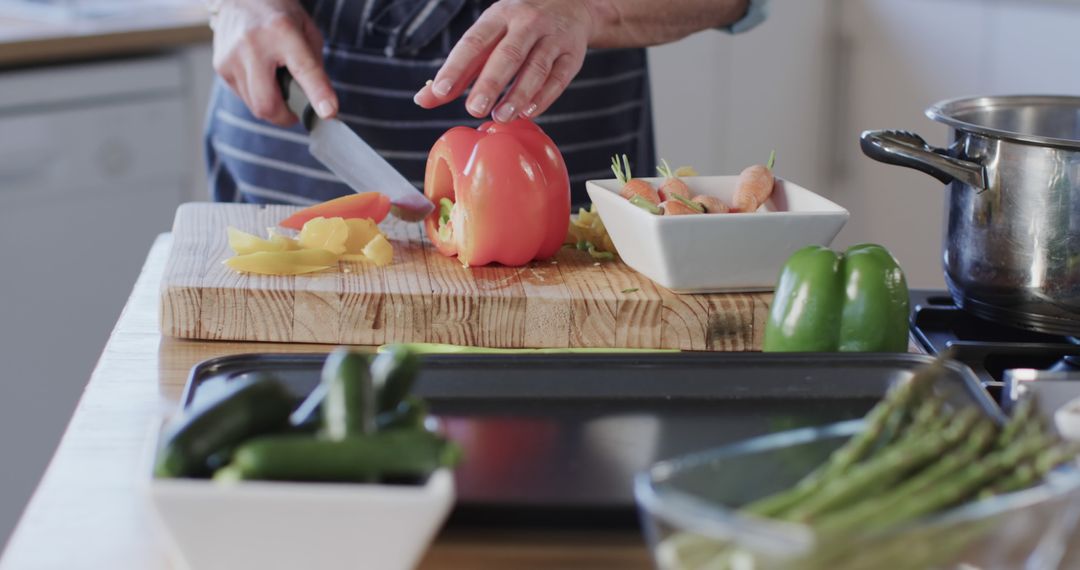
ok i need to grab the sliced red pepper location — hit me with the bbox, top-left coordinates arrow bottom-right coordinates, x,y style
423,119 -> 570,267
279,192 -> 391,231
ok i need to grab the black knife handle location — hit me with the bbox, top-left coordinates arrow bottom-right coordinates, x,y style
276,67 -> 315,130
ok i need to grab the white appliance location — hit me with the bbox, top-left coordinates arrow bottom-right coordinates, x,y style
0,54 -> 195,547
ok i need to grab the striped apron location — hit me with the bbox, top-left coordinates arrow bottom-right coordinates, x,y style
204,0 -> 655,207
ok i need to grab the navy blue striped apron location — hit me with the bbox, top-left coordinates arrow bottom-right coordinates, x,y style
204,0 -> 655,207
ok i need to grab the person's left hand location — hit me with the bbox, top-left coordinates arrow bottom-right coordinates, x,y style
413,0 -> 596,122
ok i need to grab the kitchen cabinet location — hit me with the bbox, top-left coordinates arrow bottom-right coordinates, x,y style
0,51 -> 205,547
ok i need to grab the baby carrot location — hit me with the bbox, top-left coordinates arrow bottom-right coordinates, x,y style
692,195 -> 729,214
611,154 -> 660,206
656,158 -> 692,201
732,150 -> 776,213
662,198 -> 701,216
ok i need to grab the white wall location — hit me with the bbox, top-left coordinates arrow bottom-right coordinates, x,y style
649,0 -> 837,198
653,0 -> 1080,288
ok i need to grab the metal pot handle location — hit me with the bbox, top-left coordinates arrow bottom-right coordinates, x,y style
860,130 -> 987,190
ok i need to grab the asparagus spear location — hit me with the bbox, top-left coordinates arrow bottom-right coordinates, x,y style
861,429 -> 1057,533
816,358 -> 944,480
983,442 -> 1080,497
904,395 -> 945,437
812,423 -> 1066,568
868,393 -> 941,459
785,408 -> 981,522
818,442 -> 1071,570
980,462 -> 1037,500
744,361 -> 944,518
813,417 -> 997,537
858,397 -> 953,498
810,519 -> 989,570
868,403 -> 908,453
997,395 -> 1036,449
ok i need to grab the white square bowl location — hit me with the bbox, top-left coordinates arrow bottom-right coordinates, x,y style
142,430 -> 454,570
586,176 -> 850,293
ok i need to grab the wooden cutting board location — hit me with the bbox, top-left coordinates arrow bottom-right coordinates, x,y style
160,203 -> 772,350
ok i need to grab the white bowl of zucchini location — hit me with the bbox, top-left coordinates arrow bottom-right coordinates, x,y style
635,360 -> 1080,570
144,347 -> 458,570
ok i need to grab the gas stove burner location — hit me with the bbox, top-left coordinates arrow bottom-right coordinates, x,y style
908,289 -> 1080,399
938,341 -> 1080,389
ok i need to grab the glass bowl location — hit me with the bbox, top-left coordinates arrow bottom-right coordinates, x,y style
635,420 -> 1080,570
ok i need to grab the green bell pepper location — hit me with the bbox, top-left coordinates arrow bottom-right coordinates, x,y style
763,244 -> 910,352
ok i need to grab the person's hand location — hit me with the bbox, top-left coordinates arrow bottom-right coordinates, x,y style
210,0 -> 337,126
413,0 -> 597,122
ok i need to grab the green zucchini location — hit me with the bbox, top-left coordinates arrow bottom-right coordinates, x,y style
370,344 -> 421,412
290,347 -> 425,434
215,430 -> 461,483
321,348 -> 375,439
154,374 -> 295,478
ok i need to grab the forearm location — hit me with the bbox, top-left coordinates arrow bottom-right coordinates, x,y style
586,0 -> 750,48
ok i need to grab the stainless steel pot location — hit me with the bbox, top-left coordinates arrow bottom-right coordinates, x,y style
861,95 -> 1080,336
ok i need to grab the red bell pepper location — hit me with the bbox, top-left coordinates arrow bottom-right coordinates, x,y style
279,192 -> 391,231
423,119 -> 570,267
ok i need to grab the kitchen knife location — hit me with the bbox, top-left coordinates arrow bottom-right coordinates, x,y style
276,69 -> 434,222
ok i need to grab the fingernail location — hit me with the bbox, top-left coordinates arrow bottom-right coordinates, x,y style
433,79 -> 452,97
315,99 -> 336,118
413,91 -> 423,105
522,103 -> 538,118
467,94 -> 491,116
494,103 -> 516,123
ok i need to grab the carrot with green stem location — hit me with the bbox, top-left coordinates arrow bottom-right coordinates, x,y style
611,154 -> 660,208
662,194 -> 703,216
733,150 -> 777,213
656,158 -> 692,201
692,195 -> 729,214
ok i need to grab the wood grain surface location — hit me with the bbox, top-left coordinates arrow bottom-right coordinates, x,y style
161,203 -> 772,349
0,234 -> 653,570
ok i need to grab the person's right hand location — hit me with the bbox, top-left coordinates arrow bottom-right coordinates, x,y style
210,0 -> 337,126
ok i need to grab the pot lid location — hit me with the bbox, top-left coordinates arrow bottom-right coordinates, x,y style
926,95 -> 1080,150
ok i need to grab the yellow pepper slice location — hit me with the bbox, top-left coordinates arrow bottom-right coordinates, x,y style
343,218 -> 381,254
225,216 -> 391,274
225,249 -> 339,275
566,205 -> 616,257
267,230 -> 301,251
228,227 -> 299,255
298,217 -> 349,255
362,234 -> 393,267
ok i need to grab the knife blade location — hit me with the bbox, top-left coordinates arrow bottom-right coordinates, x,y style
277,69 -> 434,222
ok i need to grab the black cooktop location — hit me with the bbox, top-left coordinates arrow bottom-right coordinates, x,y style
910,290 -> 1080,400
